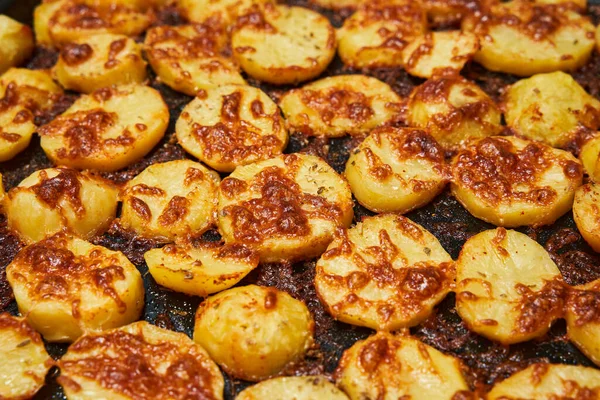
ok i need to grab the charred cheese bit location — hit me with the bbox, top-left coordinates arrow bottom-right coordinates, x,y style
145,242 -> 258,297
406,75 -> 502,151
58,321 -> 224,399
566,279 -> 600,367
279,75 -> 402,138
345,127 -> 447,213
144,23 -> 245,96
487,363 -> 600,399
194,285 -> 314,382
120,160 -> 220,242
4,167 -> 118,244
0,68 -> 64,113
0,16 -> 34,75
0,313 -> 52,399
450,136 -> 582,227
39,84 -> 169,172
573,183 -> 600,252
462,0 -> 595,76
0,99 -> 35,162
54,33 -> 147,94
176,85 -> 287,172
217,153 -> 354,262
179,0 -> 269,24
335,332 -> 469,400
237,376 -> 349,400
401,31 -> 479,78
504,72 -> 600,148
456,228 -> 565,345
7,233 -> 144,342
337,1 -> 427,68
231,4 -> 336,85
580,134 -> 600,182
315,214 -> 455,331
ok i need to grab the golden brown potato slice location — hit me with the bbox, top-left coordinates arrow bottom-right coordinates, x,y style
0,16 -> 34,75
176,85 -> 287,172
450,136 -> 582,227
337,1 -> 427,68
406,75 -> 502,151
335,332 -> 469,400
0,313 -> 53,400
4,167 -> 118,243
237,376 -> 349,400
456,228 -> 565,345
573,182 -> 600,252
315,214 -> 455,331
0,101 -> 35,163
179,0 -> 269,24
0,68 -> 64,113
580,134 -> 600,182
504,71 -> 600,148
120,160 -> 220,242
310,0 -> 363,9
58,321 -> 224,399
54,33 -> 147,94
487,363 -> 600,399
144,23 -> 245,96
462,0 -> 595,76
423,0 -> 474,26
232,4 -> 336,84
279,74 -> 402,138
345,127 -> 447,213
217,153 -> 354,262
39,84 -> 169,172
536,0 -> 586,8
566,279 -> 600,366
7,233 -> 144,342
194,285 -> 314,381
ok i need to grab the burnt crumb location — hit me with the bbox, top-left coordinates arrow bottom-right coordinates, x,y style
26,46 -> 59,70
91,222 -> 160,266
0,215 -> 22,310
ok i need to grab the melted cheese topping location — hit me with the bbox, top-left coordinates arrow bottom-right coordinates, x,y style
566,279 -> 600,367
0,68 -> 64,113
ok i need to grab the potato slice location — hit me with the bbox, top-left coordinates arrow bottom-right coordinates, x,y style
310,0 -> 362,9
237,376 -> 349,400
462,0 -> 595,76
217,153 -> 354,262
580,134 -> 600,182
406,75 -> 502,151
7,233 -> 144,342
0,16 -> 34,75
335,332 -> 469,400
176,85 -> 287,172
504,72 -> 600,148
315,214 -> 455,331
231,4 -> 336,85
58,321 -> 224,399
345,127 -> 447,213
573,183 -> 600,252
120,160 -> 220,242
537,0 -> 586,6
39,84 -> 169,172
450,136 -> 582,227
194,285 -> 314,381
144,23 -> 245,96
423,0 -> 474,26
279,74 -> 403,138
487,363 -> 600,399
0,101 -> 35,162
179,0 -> 269,24
456,228 -> 565,345
337,1 -> 427,68
54,33 -> 147,94
0,68 -> 64,113
566,279 -> 600,366
0,313 -> 53,400
4,167 -> 118,244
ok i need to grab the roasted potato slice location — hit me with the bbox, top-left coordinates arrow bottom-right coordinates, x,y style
7,233 -> 144,342
462,0 -> 595,76
176,85 -> 287,172
573,182 -> 600,252
178,0 -> 269,24
194,285 -> 314,381
39,84 -> 169,172
217,153 -> 354,262
0,16 -> 34,75
0,313 -> 53,400
232,4 -> 336,84
335,332 -> 469,400
487,363 -> 600,399
315,214 -> 455,331
4,167 -> 118,243
54,33 -> 147,94
504,71 -> 600,148
406,75 -> 502,151
345,127 -> 447,213
120,160 -> 220,242
0,68 -> 64,113
566,279 -> 600,366
0,102 -> 35,162
237,376 -> 349,400
310,0 -> 363,9
424,0 -> 474,26
450,136 -> 582,227
58,321 -> 224,399
580,133 -> 600,182
279,74 -> 403,138
144,23 -> 245,96
456,228 -> 565,345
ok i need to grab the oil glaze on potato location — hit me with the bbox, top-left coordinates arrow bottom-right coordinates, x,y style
194,285 -> 314,381
236,376 -> 349,400
566,279 -> 600,367
0,16 -> 34,75
573,182 -> 600,252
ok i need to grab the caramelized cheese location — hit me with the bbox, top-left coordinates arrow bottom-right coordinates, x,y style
566,279 -> 600,366
0,68 -> 64,113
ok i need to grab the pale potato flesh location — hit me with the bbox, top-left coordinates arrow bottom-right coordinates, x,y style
0,103 -> 35,162
573,182 -> 600,252
580,134 -> 600,182
0,15 -> 34,75
566,279 -> 600,366
0,68 -> 64,112
236,376 -> 349,400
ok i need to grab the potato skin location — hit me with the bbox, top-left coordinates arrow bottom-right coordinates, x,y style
236,376 -> 349,400
0,16 -> 34,75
